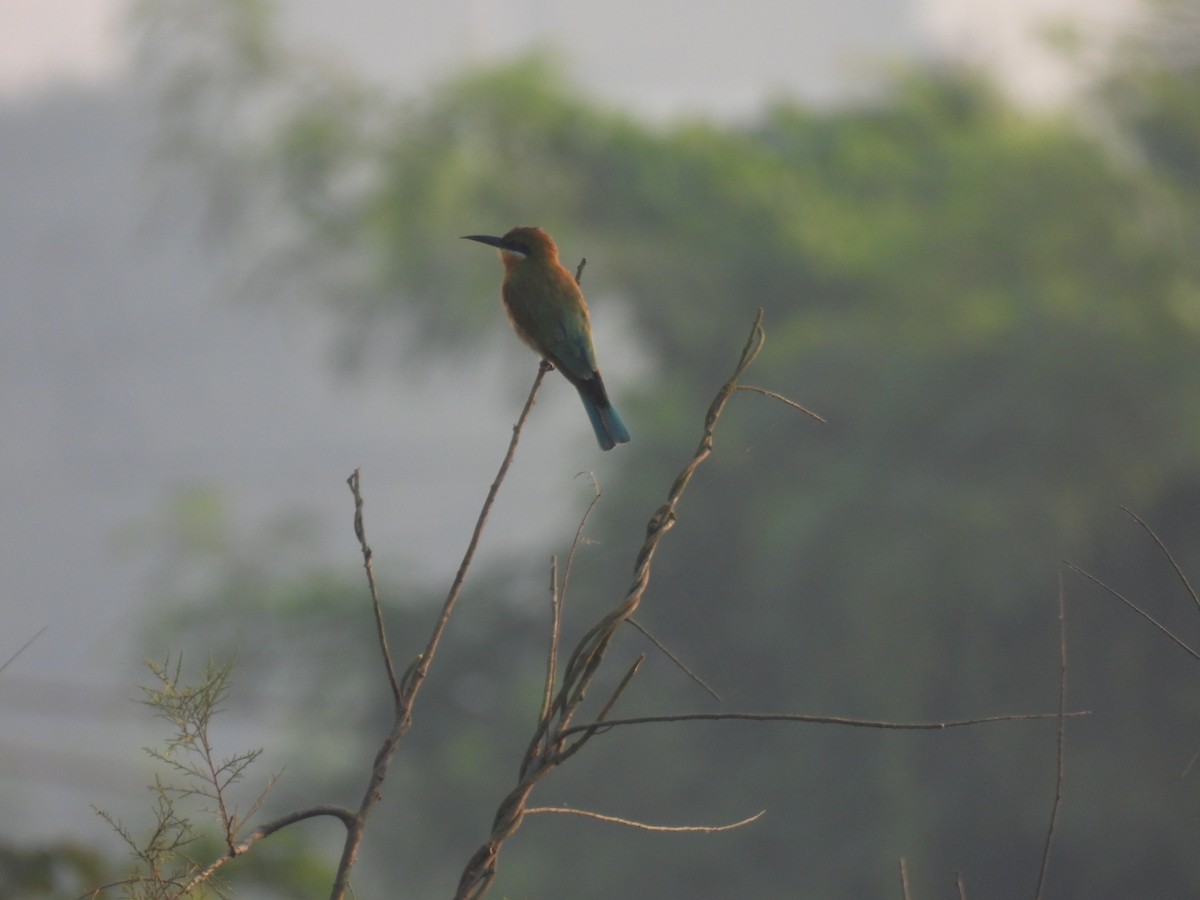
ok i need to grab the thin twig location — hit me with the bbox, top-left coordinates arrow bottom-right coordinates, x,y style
556,709 -> 1089,739
599,656 -> 644,723
559,472 -> 602,610
956,871 -> 967,900
1062,561 -> 1200,660
525,806 -> 764,832
552,310 -> 771,719
348,469 -> 400,702
179,805 -> 356,895
627,616 -> 721,701
540,556 -> 562,725
454,310 -> 780,900
0,627 -> 47,677
331,363 -> 549,900
563,470 -> 720,706
409,361 -> 552,693
1034,576 -> 1069,900
550,656 -> 648,768
1181,746 -> 1200,778
539,473 -> 599,723
1121,506 -> 1200,614
899,857 -> 911,900
736,384 -> 826,423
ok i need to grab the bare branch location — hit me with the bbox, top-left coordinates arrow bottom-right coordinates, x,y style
735,384 -> 826,423
525,806 -> 764,833
540,555 -> 562,725
252,803 -> 357,836
1062,561 -> 1200,660
0,627 -> 47,677
1035,576 -> 1069,900
551,309 -> 770,726
560,471 -> 601,607
899,857 -> 911,900
1182,747 -> 1200,778
539,475 -> 601,721
557,709 -> 1089,739
554,657 -> 646,764
347,468 -> 400,703
450,310 -> 825,899
596,655 -> 644,724
180,805 -> 357,895
1121,506 -> 1200,615
627,616 -> 721,701
331,361 -> 549,899
409,360 -> 551,692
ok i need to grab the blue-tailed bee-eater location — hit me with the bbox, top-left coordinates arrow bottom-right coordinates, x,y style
462,226 -> 631,450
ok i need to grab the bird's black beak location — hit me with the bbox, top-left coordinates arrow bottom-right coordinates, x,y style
461,234 -> 507,249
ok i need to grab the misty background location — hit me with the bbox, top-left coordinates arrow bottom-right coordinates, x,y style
5,0 -> 1199,897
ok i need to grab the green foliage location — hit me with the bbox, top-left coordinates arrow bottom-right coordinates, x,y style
1105,0 -> 1200,188
92,657 -> 308,898
0,842 -> 111,900
96,790 -> 212,899
125,0 -> 1200,897
139,657 -> 267,841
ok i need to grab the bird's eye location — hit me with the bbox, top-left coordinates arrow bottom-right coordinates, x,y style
508,241 -> 531,255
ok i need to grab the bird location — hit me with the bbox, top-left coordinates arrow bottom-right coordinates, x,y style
462,226 -> 631,451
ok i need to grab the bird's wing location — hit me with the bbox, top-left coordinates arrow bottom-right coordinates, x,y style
506,266 -> 599,383
544,309 -> 599,383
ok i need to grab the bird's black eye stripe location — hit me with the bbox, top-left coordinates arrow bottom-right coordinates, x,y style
505,239 -> 531,255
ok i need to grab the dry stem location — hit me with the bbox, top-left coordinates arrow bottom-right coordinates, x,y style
453,309 -> 782,898
331,363 -> 549,898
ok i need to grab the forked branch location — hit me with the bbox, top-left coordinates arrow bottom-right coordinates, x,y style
453,309 -> 818,899
331,363 -> 551,898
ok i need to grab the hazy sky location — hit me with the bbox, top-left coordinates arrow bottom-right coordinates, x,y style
0,0 -> 1137,110
0,0 -> 1141,854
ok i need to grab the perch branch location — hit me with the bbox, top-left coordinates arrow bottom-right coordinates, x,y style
331,362 -> 549,899
452,309 -> 826,899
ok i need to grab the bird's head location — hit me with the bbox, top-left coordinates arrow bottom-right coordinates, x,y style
461,226 -> 559,268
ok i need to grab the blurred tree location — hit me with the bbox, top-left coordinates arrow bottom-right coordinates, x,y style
0,843 -> 110,899
117,0 -> 1200,897
1103,0 -> 1200,343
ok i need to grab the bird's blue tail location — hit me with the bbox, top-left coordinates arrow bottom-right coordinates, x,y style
579,392 -> 631,451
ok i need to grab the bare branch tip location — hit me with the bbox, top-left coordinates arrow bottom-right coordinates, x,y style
524,806 -> 764,833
